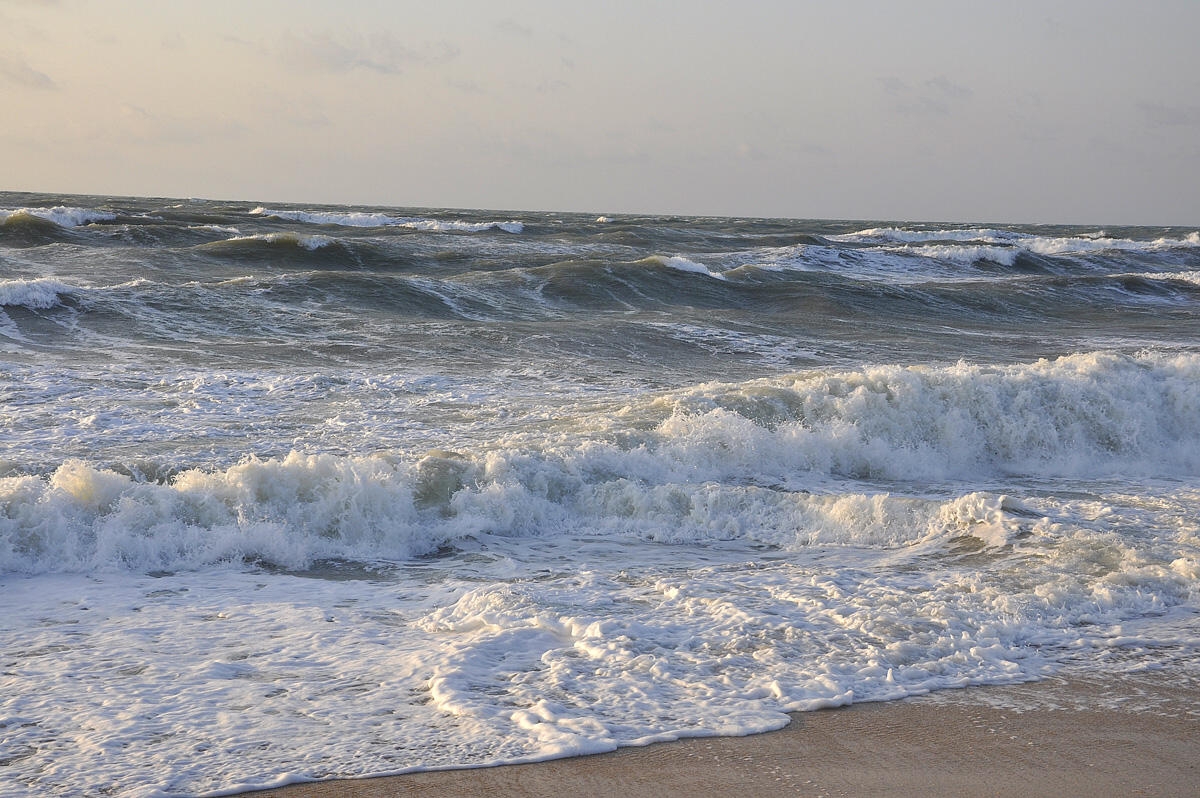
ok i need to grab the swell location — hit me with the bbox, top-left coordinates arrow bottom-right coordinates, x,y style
6,263 -> 1198,369
250,206 -> 525,233
194,233 -> 377,266
0,211 -> 80,246
584,216 -> 828,252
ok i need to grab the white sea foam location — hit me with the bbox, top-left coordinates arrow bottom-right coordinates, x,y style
1,364 -> 1197,795
0,458 -> 1023,574
0,205 -> 116,227
644,254 -> 727,279
1126,270 -> 1200,287
219,232 -> 339,250
830,227 -> 1030,244
3,351 -> 1197,576
1024,233 -> 1200,256
833,226 -> 1200,258
890,243 -> 1021,266
396,217 -> 524,234
3,473 -> 1196,795
739,242 -> 975,283
250,206 -> 402,227
0,277 -> 76,309
251,206 -> 524,233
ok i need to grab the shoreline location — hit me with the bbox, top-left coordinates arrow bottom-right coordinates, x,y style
230,673 -> 1199,798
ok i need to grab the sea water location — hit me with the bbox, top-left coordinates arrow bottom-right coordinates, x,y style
2,192 -> 1198,796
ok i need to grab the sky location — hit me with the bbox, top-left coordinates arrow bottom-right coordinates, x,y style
1,0 -> 1198,224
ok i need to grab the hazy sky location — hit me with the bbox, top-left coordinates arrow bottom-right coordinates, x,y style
2,0 -> 1198,224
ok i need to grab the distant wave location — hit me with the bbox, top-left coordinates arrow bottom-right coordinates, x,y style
640,254 -> 727,279
888,243 -> 1022,267
833,226 -> 1200,257
250,207 -> 402,227
250,206 -> 524,233
1142,270 -> 1200,287
831,227 -> 1029,244
207,232 -> 341,251
748,226 -> 1200,282
0,206 -> 116,228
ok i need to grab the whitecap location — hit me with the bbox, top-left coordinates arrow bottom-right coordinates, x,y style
220,232 -> 338,250
0,206 -> 116,227
645,255 -> 727,280
250,207 -> 401,227
250,206 -> 524,233
0,277 -> 77,309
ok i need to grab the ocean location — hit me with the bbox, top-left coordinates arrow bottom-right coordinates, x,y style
2,191 -> 1198,796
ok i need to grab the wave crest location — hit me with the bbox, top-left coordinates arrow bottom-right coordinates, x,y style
251,206 -> 523,233
1,206 -> 116,228
3,352 -> 1196,574
0,277 -> 77,309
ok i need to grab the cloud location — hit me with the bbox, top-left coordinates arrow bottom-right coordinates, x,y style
925,76 -> 973,101
0,54 -> 55,89
880,75 -> 973,117
283,31 -> 459,75
1138,102 -> 1200,128
116,103 -> 247,146
736,142 -> 767,161
494,18 -> 534,38
536,78 -> 570,94
448,78 -> 487,95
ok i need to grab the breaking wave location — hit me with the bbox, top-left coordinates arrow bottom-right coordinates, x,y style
0,277 -> 78,309
1,206 -> 117,228
251,206 -> 524,233
3,351 -> 1196,574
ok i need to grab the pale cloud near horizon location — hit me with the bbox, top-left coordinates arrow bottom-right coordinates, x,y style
0,54 -> 56,89
1,0 -> 1197,225
1138,102 -> 1200,128
880,76 -> 974,117
280,31 -> 460,75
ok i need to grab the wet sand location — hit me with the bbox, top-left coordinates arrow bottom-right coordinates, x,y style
233,675 -> 1198,798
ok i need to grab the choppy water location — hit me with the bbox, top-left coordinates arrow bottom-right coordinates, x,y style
2,192 -> 1199,796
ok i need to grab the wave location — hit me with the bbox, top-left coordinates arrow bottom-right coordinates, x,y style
239,270 -> 469,318
250,207 -> 402,227
889,243 -> 1022,267
731,241 -> 1046,284
831,226 -> 1030,244
1,212 -> 72,246
833,226 -> 1200,257
640,255 -> 727,280
194,233 -> 375,267
737,227 -> 1200,288
0,206 -> 116,247
0,455 -> 1038,574
393,217 -> 523,234
0,277 -> 77,309
251,206 -> 524,233
206,232 -> 341,251
0,206 -> 116,228
525,256 -> 741,311
3,351 -> 1196,574
1121,270 -> 1200,288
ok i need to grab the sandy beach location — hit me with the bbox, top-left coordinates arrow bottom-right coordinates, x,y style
233,674 -> 1198,798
